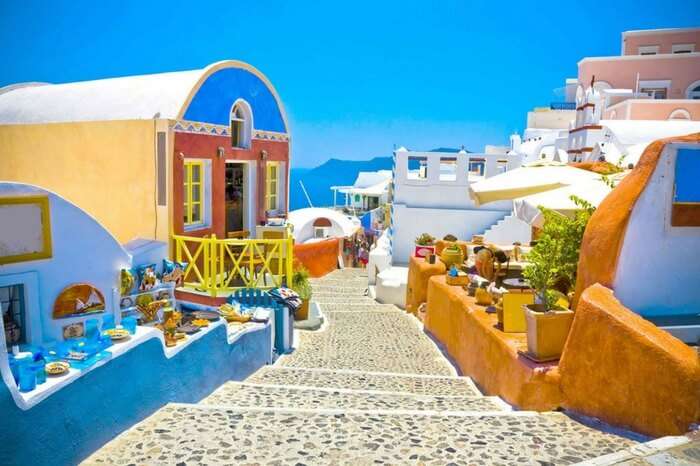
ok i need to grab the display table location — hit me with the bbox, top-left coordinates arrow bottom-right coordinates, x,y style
424,275 -> 563,411
406,256 -> 445,314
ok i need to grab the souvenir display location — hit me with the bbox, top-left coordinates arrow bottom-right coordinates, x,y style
191,318 -> 210,328
62,322 -> 85,339
176,323 -> 201,335
162,259 -> 188,287
120,268 -> 135,295
219,303 -> 251,323
120,296 -> 134,309
138,297 -> 168,323
160,308 -> 182,347
53,284 -> 105,319
45,361 -> 70,376
136,264 -> 159,292
190,310 -> 220,322
103,328 -> 130,341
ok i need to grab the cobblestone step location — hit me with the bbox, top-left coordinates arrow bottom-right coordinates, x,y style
280,311 -> 455,375
83,404 -> 638,466
317,303 -> 399,312
202,381 -> 508,412
246,366 -> 480,396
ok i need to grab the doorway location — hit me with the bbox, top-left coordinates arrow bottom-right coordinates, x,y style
225,163 -> 246,236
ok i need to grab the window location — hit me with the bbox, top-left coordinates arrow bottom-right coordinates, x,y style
672,43 -> 695,54
230,101 -> 252,149
671,148 -> 700,227
468,159 -> 485,177
688,85 -> 700,100
641,87 -> 667,99
668,109 -> 691,120
407,156 -> 428,180
638,45 -> 659,55
439,157 -> 457,181
265,162 -> 279,212
1,284 -> 25,348
183,161 -> 204,226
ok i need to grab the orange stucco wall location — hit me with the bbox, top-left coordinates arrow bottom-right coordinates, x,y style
406,255 -> 445,314
424,276 -> 563,411
604,100 -> 700,121
622,30 -> 700,55
560,284 -> 700,437
293,238 -> 339,278
574,133 -> 700,306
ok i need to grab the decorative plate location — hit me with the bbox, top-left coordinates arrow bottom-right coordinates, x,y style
192,318 -> 210,328
191,310 -> 220,322
104,328 -> 130,341
45,361 -> 70,376
120,296 -> 134,309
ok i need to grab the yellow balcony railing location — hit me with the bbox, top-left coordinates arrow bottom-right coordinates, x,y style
172,229 -> 294,297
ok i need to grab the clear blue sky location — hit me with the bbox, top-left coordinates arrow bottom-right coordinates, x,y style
1,1 -> 698,167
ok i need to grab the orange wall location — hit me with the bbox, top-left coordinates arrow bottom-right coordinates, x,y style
604,100 -> 700,120
293,238 -> 339,277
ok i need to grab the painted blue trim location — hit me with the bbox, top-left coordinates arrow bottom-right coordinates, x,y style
0,324 -> 271,466
183,68 -> 287,133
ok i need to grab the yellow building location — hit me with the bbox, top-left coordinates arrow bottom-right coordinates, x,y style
0,61 -> 291,245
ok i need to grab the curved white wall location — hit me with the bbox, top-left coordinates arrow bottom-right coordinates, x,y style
613,144 -> 700,317
0,183 -> 131,342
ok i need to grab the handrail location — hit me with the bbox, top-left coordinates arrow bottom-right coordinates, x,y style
173,226 -> 294,297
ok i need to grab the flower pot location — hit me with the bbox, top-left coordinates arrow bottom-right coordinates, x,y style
414,244 -> 436,258
296,299 -> 310,321
524,304 -> 574,360
440,248 -> 464,268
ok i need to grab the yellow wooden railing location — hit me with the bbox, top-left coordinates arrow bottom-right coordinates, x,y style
172,229 -> 294,296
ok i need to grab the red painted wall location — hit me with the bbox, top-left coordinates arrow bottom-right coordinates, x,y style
172,131 -> 289,239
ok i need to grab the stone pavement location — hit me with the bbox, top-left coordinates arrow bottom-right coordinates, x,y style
84,268 -> 652,465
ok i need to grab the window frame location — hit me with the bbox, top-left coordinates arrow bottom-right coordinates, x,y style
638,45 -> 659,55
230,100 -> 253,150
671,43 -> 695,54
183,160 -> 205,227
265,162 -> 280,212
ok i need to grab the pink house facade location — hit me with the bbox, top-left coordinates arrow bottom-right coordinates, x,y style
568,27 -> 700,161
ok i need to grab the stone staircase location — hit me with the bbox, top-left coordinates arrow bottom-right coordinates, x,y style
482,213 -> 532,245
83,268 -> 642,465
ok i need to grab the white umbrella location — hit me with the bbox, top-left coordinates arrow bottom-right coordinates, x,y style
513,175 -> 624,228
468,161 -> 599,206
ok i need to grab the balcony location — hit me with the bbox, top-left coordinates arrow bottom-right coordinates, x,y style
550,102 -> 576,110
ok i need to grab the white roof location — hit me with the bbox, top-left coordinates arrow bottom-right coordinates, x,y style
352,170 -> 392,188
338,179 -> 390,197
0,69 -> 204,124
601,120 -> 700,146
287,208 -> 360,240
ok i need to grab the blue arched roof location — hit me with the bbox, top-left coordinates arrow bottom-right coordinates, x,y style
183,67 -> 287,133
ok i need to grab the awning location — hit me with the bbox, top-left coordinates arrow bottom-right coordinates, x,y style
468,161 -> 598,206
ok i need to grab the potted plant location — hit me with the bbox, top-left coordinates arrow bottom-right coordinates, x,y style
291,266 -> 312,320
521,197 -> 595,360
414,233 -> 436,258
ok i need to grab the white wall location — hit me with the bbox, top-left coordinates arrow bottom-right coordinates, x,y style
613,144 -> 700,317
391,204 -> 508,264
0,183 -> 131,342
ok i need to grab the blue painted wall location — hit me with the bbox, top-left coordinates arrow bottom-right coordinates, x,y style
0,325 -> 271,466
183,67 -> 287,133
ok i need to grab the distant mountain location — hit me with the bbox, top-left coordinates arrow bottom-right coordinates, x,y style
289,157 -> 394,210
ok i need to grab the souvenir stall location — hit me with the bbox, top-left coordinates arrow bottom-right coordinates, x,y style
0,182 -> 273,466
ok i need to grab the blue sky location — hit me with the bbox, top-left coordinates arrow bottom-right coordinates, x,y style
1,1 -> 698,167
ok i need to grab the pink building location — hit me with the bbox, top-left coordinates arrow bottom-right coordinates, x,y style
568,27 -> 700,161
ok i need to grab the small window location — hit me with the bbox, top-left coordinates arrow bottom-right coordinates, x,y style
638,45 -> 659,55
469,159 -> 485,177
439,157 -> 457,181
1,284 -> 26,348
672,43 -> 695,54
688,85 -> 700,100
641,87 -> 667,100
183,161 -> 204,226
407,156 -> 428,180
230,101 -> 251,149
497,159 -> 508,174
671,148 -> 700,227
265,162 -> 279,212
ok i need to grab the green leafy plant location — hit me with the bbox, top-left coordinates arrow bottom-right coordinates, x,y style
523,196 -> 595,311
291,266 -> 312,300
415,233 -> 436,245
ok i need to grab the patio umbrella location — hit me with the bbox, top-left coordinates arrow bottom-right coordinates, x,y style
468,161 -> 599,206
513,175 -> 623,228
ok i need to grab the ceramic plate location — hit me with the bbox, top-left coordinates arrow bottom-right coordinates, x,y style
45,361 -> 70,376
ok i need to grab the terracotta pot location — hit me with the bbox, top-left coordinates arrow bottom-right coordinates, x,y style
440,247 -> 464,268
524,304 -> 574,360
296,299 -> 310,321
